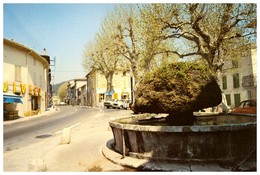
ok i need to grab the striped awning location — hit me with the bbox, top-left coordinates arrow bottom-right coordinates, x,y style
3,94 -> 23,104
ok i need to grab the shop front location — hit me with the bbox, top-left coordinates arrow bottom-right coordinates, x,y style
3,93 -> 23,121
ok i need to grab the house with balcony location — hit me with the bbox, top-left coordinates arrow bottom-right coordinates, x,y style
219,45 -> 257,108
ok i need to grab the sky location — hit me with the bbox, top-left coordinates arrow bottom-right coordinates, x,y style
2,0 -> 258,85
3,3 -> 115,85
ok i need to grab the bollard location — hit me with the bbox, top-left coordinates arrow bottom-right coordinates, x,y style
60,127 -> 71,144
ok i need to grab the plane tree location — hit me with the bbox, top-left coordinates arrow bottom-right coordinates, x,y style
144,3 -> 256,72
82,15 -> 122,99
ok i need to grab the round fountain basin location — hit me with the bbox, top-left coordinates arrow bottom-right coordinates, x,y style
109,114 -> 256,163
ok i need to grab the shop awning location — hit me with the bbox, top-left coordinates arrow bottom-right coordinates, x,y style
3,94 -> 23,104
105,90 -> 115,96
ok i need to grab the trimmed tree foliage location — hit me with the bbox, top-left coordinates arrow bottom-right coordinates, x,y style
131,62 -> 222,125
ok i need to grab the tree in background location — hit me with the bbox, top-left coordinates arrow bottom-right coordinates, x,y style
82,8 -> 127,100
57,82 -> 67,101
113,5 -> 179,93
82,3 -> 256,102
145,3 -> 256,72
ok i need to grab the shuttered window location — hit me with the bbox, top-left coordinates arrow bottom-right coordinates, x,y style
222,76 -> 227,90
15,65 -> 21,82
234,94 -> 241,107
225,94 -> 231,106
233,73 -> 240,88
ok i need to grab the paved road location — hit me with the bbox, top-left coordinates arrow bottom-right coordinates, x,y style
4,106 -> 129,152
4,106 -> 93,152
3,106 -> 134,171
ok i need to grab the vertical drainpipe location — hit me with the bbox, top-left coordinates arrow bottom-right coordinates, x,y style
26,50 -> 33,112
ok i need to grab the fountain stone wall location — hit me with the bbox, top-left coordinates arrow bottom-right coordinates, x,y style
109,114 -> 256,163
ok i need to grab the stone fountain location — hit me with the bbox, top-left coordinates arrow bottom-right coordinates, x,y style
107,62 -> 256,170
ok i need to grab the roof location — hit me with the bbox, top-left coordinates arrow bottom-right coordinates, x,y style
4,38 -> 49,69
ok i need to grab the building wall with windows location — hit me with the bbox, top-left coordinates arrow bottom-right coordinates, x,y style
3,38 -> 49,117
86,69 -> 132,107
219,46 -> 257,108
67,78 -> 87,105
78,84 -> 87,106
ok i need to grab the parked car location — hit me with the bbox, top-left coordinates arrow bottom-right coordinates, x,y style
112,100 -> 129,109
59,102 -> 66,106
230,99 -> 256,116
104,100 -> 113,108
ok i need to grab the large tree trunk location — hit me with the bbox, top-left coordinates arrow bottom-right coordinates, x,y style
105,72 -> 114,100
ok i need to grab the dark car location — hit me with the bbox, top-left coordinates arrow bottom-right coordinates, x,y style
230,99 -> 256,116
104,100 -> 114,108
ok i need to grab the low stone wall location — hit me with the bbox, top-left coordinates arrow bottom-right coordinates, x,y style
109,114 -> 256,163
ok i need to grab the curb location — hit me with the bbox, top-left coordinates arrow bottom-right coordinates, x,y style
102,140 -> 235,171
3,108 -> 59,126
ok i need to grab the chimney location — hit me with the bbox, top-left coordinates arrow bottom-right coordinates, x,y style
43,48 -> 47,55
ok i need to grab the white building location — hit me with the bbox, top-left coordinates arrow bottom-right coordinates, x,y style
86,69 -> 132,107
3,38 -> 50,118
219,46 -> 257,108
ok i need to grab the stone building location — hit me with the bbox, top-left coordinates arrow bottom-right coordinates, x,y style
219,45 -> 257,108
3,38 -> 51,118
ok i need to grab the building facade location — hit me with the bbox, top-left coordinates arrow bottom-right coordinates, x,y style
3,38 -> 50,118
219,46 -> 257,108
67,78 -> 87,106
86,69 -> 132,107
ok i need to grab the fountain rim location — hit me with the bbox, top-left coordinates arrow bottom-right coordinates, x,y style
109,115 -> 256,133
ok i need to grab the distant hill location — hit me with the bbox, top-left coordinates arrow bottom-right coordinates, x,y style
52,81 -> 67,95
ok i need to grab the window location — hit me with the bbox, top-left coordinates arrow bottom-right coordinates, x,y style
15,65 -> 21,82
225,94 -> 231,106
99,93 -> 104,102
233,73 -> 240,88
232,60 -> 238,68
234,94 -> 241,107
247,90 -> 252,100
222,76 -> 227,90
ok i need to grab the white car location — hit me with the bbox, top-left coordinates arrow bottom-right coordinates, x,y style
112,100 -> 129,109
59,102 -> 66,106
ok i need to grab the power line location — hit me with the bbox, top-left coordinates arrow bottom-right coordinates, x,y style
4,5 -> 43,52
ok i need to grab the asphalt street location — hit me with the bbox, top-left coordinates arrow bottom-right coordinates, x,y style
3,106 -> 134,171
4,106 -> 90,152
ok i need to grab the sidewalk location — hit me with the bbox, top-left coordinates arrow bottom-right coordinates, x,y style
3,108 -> 133,172
3,106 -> 59,126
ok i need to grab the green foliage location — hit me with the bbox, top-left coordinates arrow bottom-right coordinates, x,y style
57,83 -> 67,101
144,61 -> 212,85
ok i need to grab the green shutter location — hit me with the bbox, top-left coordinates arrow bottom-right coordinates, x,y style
234,94 -> 241,107
222,76 -> 227,90
233,74 -> 240,88
225,94 -> 231,106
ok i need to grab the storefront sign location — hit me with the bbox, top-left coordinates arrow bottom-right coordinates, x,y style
3,81 -> 40,96
29,85 -> 41,96
21,84 -> 26,94
13,82 -> 27,94
3,81 -> 8,92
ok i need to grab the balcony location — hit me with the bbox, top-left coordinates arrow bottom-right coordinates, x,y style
242,74 -> 257,88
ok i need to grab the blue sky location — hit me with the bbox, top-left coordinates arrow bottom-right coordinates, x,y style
3,3 -> 115,84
